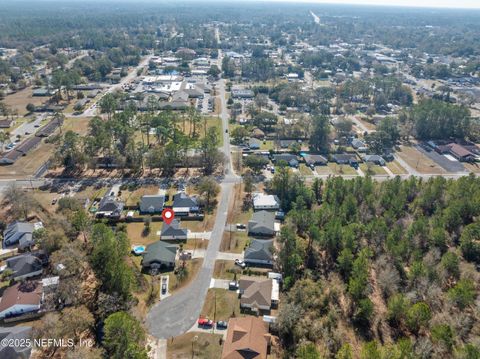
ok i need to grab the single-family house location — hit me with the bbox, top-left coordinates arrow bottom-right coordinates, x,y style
303,154 -> 328,168
239,277 -> 278,313
221,316 -> 271,359
0,282 -> 43,319
142,241 -> 178,274
332,154 -> 359,168
351,138 -> 368,152
5,254 -> 43,281
248,211 -> 275,237
3,222 -> 38,250
248,138 -> 261,150
363,154 -> 386,166
272,154 -> 298,168
244,239 -> 273,267
447,143 -> 476,162
139,195 -> 165,214
252,193 -> 280,211
161,219 -> 188,241
172,193 -> 199,216
232,89 -> 255,99
0,326 -> 32,359
96,195 -> 124,219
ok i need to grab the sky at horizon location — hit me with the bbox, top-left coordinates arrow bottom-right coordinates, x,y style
254,0 -> 480,9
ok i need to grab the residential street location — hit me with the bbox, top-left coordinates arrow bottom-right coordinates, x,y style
146,68 -> 240,339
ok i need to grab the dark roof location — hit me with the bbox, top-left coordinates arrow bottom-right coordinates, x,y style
303,154 -> 328,165
161,219 -> 188,239
272,154 -> 297,163
36,118 -> 63,137
97,196 -> 124,214
172,192 -> 198,209
6,254 -> 43,279
333,154 -> 357,163
0,326 -> 32,359
0,119 -> 13,128
13,136 -> 42,155
139,195 -> 165,213
364,155 -> 385,164
248,211 -> 275,236
245,239 -> 273,262
142,241 -> 178,266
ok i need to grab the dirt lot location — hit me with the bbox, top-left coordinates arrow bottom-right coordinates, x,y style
4,88 -> 47,116
62,116 -> 92,135
464,162 -> 480,174
213,260 -> 242,280
220,231 -> 249,253
168,258 -> 203,293
397,145 -> 447,174
167,332 -> 223,359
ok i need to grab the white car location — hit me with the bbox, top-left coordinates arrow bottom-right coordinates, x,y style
234,259 -> 246,269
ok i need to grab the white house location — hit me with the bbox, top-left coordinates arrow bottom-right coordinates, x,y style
252,193 -> 280,211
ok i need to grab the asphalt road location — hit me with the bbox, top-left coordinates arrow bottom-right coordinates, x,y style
146,53 -> 240,338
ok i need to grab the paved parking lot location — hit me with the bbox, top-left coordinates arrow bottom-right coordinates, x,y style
415,145 -> 465,173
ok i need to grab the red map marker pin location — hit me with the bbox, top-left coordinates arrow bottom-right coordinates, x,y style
162,208 -> 175,225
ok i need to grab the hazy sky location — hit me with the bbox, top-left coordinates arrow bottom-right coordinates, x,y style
262,0 -> 480,9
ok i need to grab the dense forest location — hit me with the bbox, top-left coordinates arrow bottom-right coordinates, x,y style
267,170 -> 480,358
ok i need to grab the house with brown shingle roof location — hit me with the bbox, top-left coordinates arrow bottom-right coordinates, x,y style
239,277 -> 276,314
221,316 -> 271,359
0,282 -> 43,319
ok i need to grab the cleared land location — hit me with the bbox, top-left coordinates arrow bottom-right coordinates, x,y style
167,332 -> 223,359
397,145 -> 447,174
4,88 -> 47,116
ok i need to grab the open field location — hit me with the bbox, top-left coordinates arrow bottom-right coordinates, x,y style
315,165 -> 333,175
464,162 -> 480,174
213,260 -> 241,280
360,163 -> 387,175
167,332 -> 223,359
62,116 -> 91,135
201,288 -> 242,321
220,231 -> 249,253
386,160 -> 408,175
168,258 -> 203,292
299,164 -> 313,176
4,88 -> 47,116
397,145 -> 447,174
119,185 -> 159,206
327,163 -> 358,175
0,141 -> 54,178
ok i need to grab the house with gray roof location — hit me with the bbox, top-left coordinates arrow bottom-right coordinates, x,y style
0,326 -> 32,359
96,195 -> 124,219
161,219 -> 188,241
172,192 -> 199,216
272,154 -> 299,168
142,241 -> 178,274
363,154 -> 386,166
248,211 -> 275,237
3,222 -> 35,250
5,254 -> 43,281
244,239 -> 273,267
139,195 -> 165,214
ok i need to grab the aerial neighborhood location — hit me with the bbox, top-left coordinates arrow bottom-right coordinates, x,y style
0,1 -> 479,358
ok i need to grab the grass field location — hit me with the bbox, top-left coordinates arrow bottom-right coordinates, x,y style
213,260 -> 242,280
386,160 -> 408,175
126,222 -> 162,246
201,288 -> 242,321
63,117 -> 91,135
167,332 -> 223,359
220,231 -> 249,253
299,164 -> 313,176
360,163 -> 387,175
397,145 -> 446,174
0,140 -> 54,178
4,87 -> 47,116
327,163 -> 358,175
315,165 -> 333,175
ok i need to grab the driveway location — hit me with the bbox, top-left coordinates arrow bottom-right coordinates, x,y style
216,252 -> 243,261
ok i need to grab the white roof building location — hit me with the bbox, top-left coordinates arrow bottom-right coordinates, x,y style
253,193 -> 280,211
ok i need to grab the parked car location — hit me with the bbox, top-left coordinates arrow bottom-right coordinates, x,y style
236,223 -> 246,230
161,283 -> 167,295
51,198 -> 57,205
216,321 -> 228,329
235,259 -> 246,269
229,281 -> 239,290
197,318 -> 214,327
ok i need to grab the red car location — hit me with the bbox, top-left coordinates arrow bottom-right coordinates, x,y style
197,318 -> 214,327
